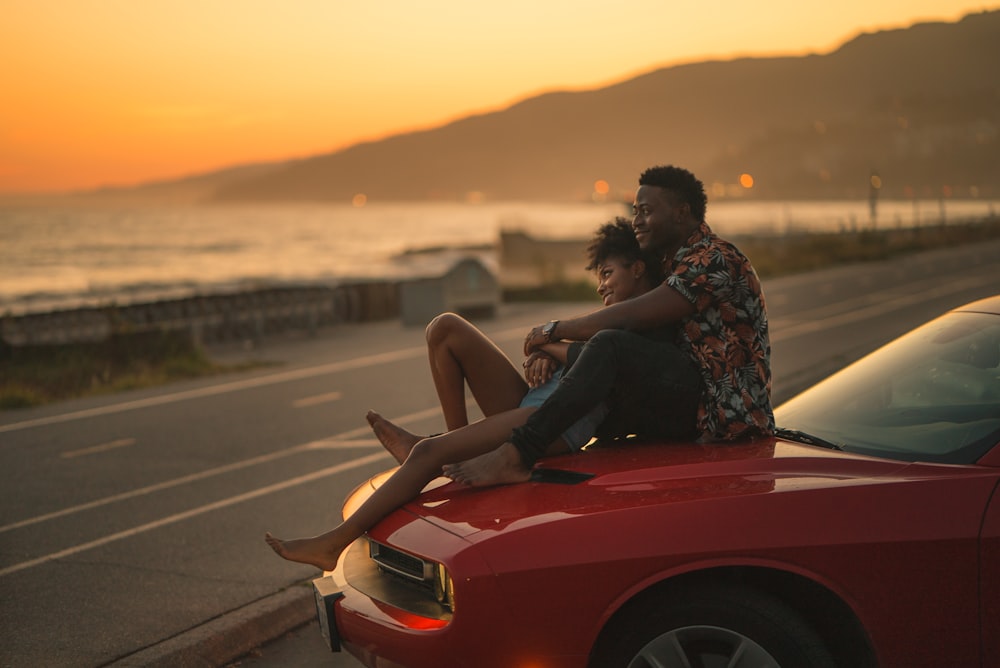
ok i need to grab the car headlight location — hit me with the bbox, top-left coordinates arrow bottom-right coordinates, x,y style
433,562 -> 455,612
369,539 -> 455,613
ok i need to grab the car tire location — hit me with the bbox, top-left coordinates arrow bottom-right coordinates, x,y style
593,582 -> 837,668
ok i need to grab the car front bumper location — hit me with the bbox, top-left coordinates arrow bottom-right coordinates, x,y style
312,572 -> 345,652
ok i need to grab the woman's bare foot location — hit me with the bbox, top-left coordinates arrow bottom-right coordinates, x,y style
442,442 -> 531,487
265,532 -> 343,571
366,410 -> 421,464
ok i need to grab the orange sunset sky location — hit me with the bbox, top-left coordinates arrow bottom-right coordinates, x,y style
1,0 -> 993,194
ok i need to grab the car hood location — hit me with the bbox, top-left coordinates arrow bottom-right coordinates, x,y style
383,438 -> 929,539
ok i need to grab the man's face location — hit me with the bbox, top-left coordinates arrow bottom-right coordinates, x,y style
632,185 -> 688,253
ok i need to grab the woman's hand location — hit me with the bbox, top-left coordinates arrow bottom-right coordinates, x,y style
523,351 -> 557,388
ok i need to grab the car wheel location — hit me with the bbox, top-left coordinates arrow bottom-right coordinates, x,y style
594,583 -> 836,668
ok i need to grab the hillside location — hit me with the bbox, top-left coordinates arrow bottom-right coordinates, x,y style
96,10 -> 1000,204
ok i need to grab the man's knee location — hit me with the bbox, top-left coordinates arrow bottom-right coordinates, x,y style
584,328 -> 636,357
425,312 -> 467,346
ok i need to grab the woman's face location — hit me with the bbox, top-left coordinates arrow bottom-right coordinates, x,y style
596,256 -> 643,306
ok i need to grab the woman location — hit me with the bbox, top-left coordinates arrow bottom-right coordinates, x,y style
367,216 -> 660,464
266,218 -> 664,571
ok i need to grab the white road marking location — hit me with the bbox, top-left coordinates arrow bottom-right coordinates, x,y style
1,441 -> 320,535
292,391 -> 343,408
0,326 -> 526,436
0,405 -> 448,575
770,274 -> 992,342
0,452 -> 391,578
304,407 -> 444,448
306,438 -> 382,449
60,437 -> 136,459
0,406 -> 444,535
0,346 -> 428,435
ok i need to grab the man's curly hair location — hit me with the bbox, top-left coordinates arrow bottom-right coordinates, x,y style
638,165 -> 707,222
585,217 -> 665,286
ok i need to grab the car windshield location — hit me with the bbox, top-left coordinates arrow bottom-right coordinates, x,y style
775,310 -> 1000,464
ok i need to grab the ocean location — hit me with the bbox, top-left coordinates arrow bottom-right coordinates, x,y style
2,198 -> 996,316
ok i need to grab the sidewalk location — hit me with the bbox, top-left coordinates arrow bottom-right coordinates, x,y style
106,585 -> 316,668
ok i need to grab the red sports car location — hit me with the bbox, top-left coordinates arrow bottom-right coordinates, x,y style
314,296 -> 1000,668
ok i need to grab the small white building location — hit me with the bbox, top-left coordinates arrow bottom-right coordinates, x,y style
399,255 -> 500,327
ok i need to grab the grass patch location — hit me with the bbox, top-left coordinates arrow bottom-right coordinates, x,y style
0,330 -> 259,409
737,218 -> 1000,279
506,218 -> 1000,300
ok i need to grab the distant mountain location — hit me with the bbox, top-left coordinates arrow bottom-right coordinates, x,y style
75,162 -> 284,205
120,10 -> 1000,203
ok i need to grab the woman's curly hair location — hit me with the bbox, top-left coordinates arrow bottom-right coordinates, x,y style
585,217 -> 665,286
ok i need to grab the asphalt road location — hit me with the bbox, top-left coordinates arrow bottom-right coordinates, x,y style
2,239 -> 998,668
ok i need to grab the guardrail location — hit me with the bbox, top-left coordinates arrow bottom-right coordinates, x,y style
0,281 -> 401,347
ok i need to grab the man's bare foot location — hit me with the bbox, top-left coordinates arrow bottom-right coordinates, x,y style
442,442 -> 531,487
366,410 -> 421,464
265,532 -> 343,571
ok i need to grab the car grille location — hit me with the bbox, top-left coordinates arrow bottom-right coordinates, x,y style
369,540 -> 432,582
343,538 -> 453,621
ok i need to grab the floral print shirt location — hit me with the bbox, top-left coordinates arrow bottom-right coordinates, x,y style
665,222 -> 774,439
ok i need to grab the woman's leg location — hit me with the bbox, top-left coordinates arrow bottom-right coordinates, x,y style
367,314 -> 528,465
425,313 -> 528,429
267,406 -> 539,570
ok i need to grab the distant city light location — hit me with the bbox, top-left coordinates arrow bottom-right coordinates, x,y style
591,179 -> 610,202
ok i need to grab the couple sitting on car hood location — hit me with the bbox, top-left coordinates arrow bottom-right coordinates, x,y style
267,164 -> 774,572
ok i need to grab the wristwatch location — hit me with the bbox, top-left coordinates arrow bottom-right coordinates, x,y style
541,320 -> 559,342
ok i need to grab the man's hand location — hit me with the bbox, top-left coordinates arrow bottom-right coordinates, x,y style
523,323 -> 552,355
522,351 -> 558,388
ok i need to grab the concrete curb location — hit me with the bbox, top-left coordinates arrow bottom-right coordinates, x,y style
106,584 -> 316,668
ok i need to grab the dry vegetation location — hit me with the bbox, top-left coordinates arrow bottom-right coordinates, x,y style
0,331 -> 256,409
736,218 -> 1000,278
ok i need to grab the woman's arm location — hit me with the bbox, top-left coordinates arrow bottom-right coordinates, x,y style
539,341 -> 570,364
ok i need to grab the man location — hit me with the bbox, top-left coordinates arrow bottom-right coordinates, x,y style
445,165 -> 774,486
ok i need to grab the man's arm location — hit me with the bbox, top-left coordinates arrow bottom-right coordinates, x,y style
525,282 -> 694,355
